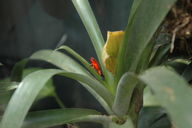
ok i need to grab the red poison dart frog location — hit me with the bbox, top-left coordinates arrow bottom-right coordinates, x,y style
90,57 -> 104,78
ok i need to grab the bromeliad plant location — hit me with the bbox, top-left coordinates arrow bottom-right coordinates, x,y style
1,0 -> 192,128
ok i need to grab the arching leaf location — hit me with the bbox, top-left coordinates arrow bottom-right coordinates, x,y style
140,66 -> 192,128
0,69 -> 113,128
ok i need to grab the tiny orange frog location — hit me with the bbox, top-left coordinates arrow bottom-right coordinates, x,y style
90,57 -> 104,77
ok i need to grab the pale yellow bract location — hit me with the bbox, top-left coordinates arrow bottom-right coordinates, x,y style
102,31 -> 125,75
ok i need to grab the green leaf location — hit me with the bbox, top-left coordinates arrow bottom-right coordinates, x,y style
15,62 -> 65,107
0,69 -> 113,128
136,38 -> 155,72
23,68 -> 56,101
128,0 -> 143,21
117,0 -> 176,79
56,45 -> 105,85
23,108 -> 106,128
1,69 -> 62,128
112,73 -> 138,116
143,87 -> 160,106
140,66 -> 192,128
31,49 -> 113,97
71,0 -> 104,62
24,68 -> 65,108
138,107 -> 171,128
71,0 -> 113,86
11,50 -> 113,110
149,44 -> 170,67
30,50 -> 89,76
11,59 -> 28,82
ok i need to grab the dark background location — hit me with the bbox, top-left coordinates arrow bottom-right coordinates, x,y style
0,0 -> 130,61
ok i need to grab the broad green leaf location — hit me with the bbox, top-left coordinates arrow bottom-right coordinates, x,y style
71,0 -> 104,62
11,51 -> 97,102
0,69 -> 113,128
23,68 -> 55,101
136,38 -> 155,72
35,79 -> 55,100
71,0 -> 113,86
117,0 -> 176,79
11,50 -> 113,110
23,108 -> 106,128
128,0 -> 143,20
112,73 -> 138,116
0,73 -> 55,107
56,45 -> 105,85
1,69 -> 62,128
143,87 -> 160,106
30,50 -> 89,76
13,66 -> 57,103
140,66 -> 192,128
138,107 -> 171,128
30,50 -> 114,99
